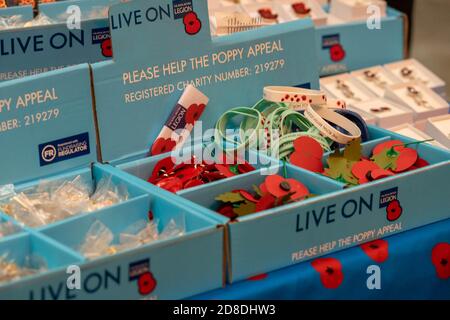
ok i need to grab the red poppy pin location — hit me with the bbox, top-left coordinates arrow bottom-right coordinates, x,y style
386,199 -> 402,221
185,103 -> 206,125
101,39 -> 113,58
183,12 -> 202,35
289,136 -> 324,173
329,44 -> 346,62
137,272 -> 157,295
151,138 -> 177,156
431,243 -> 449,279
258,8 -> 278,20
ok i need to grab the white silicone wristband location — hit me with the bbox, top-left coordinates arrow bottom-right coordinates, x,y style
304,105 -> 361,144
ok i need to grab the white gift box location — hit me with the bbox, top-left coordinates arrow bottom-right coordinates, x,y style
329,0 -> 386,22
346,106 -> 377,125
413,118 -> 428,132
279,0 -> 328,26
209,2 -> 244,36
389,123 -> 447,150
351,66 -> 401,97
384,59 -> 447,98
384,82 -> 449,122
320,73 -> 376,104
239,0 -> 274,5
325,13 -> 347,25
350,98 -> 414,129
425,114 -> 450,149
242,2 -> 290,24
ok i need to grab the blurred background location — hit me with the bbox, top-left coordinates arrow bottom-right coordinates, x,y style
388,0 -> 450,93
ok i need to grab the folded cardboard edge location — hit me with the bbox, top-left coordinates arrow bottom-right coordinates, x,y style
401,12 -> 409,58
88,64 -> 103,162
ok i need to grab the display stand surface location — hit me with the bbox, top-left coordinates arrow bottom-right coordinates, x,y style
192,218 -> 450,300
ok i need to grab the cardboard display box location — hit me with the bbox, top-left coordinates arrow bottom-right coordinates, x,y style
0,64 -> 224,299
89,0 -> 449,283
0,0 -> 448,297
0,0 -> 119,82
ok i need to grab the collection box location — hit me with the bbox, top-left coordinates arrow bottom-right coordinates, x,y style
0,0 -> 118,82
90,0 -> 449,284
316,6 -> 404,76
1,0 -> 449,298
0,64 -> 223,299
206,1 -> 405,77
91,0 -> 319,162
176,126 -> 450,282
329,0 -> 386,22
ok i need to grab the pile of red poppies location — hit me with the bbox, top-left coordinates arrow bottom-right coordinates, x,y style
148,156 -> 256,193
290,136 -> 429,186
215,174 -> 312,220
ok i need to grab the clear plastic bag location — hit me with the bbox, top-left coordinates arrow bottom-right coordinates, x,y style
23,14 -> 55,28
0,221 -> 20,238
0,253 -> 47,284
0,15 -> 25,30
0,175 -> 128,228
79,220 -> 114,260
78,215 -> 185,259
88,176 -> 129,212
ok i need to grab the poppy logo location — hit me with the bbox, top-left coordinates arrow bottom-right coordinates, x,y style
41,145 -> 57,162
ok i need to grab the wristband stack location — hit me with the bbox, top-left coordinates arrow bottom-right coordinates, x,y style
215,86 -> 367,161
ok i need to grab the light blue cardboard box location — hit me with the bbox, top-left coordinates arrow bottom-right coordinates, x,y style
0,64 -> 224,299
92,0 -> 450,283
317,7 -> 405,76
0,0 -> 118,82
0,5 -> 34,20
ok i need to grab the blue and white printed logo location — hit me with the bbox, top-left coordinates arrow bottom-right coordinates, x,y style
129,258 -> 150,280
91,27 -> 111,44
322,34 -> 340,49
172,0 -> 193,19
38,132 -> 90,166
379,187 -> 398,208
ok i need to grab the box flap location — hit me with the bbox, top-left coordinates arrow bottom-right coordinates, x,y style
0,5 -> 33,20
39,0 -> 120,21
0,11 -> 111,82
91,0 -> 320,162
0,64 -> 98,185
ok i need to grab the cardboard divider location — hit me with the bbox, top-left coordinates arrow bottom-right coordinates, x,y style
0,231 -> 83,271
368,125 -> 450,163
180,164 -> 344,214
0,214 -> 25,239
0,163 -> 148,230
0,163 -> 225,299
117,143 -> 278,196
0,232 -> 84,299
